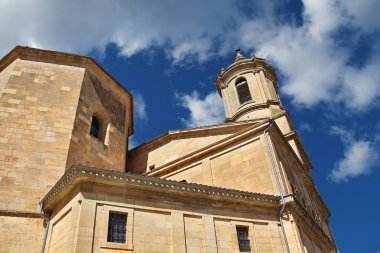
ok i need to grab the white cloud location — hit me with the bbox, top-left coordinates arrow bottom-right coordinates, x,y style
303,0 -> 345,39
0,0 -> 238,61
177,91 -> 225,128
235,0 -> 380,110
340,57 -> 380,110
0,0 -> 380,113
299,122 -> 312,132
328,126 -> 379,182
329,140 -> 378,182
329,126 -> 354,143
341,0 -> 380,32
132,91 -> 147,122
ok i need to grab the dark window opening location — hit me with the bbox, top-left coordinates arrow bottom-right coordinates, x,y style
149,164 -> 155,171
236,226 -> 251,252
236,78 -> 252,104
90,116 -> 101,139
107,212 -> 127,243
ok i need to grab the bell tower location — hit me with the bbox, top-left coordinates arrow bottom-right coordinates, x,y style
215,49 -> 285,122
215,50 -> 312,168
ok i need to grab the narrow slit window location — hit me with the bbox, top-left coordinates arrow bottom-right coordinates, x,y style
107,212 -> 128,243
90,115 -> 100,139
236,226 -> 251,252
236,78 -> 252,104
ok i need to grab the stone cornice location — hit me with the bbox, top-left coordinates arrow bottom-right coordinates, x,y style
145,120 -> 270,177
0,46 -> 134,135
40,164 -> 281,212
269,123 -> 331,216
282,131 -> 313,170
128,120 -> 260,154
215,58 -> 278,95
224,100 -> 284,122
0,210 -> 44,219
287,195 -> 337,250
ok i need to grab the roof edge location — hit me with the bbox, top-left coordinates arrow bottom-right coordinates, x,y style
40,164 -> 280,211
129,120 -> 262,154
0,46 -> 134,135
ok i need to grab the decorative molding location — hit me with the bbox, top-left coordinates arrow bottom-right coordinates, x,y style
215,58 -> 277,94
269,124 -> 331,216
128,120 -> 259,154
40,164 -> 281,211
288,195 -> 337,250
0,210 -> 44,219
146,120 -> 269,177
225,100 -> 284,122
39,164 -> 335,250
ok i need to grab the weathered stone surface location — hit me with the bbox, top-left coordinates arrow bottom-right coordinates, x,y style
0,47 -> 132,252
0,47 -> 336,253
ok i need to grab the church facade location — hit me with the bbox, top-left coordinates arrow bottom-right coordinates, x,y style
0,46 -> 337,253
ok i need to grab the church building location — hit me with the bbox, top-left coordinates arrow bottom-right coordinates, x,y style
0,46 -> 337,253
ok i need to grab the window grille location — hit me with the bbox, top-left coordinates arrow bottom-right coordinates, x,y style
236,79 -> 252,104
107,212 -> 127,243
236,226 -> 251,252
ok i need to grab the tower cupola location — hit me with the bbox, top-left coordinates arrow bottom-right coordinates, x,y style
215,49 -> 285,122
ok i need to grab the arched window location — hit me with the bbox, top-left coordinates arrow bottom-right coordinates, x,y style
235,78 -> 252,104
90,115 -> 101,139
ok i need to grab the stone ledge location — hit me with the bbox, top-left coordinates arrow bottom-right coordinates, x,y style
0,210 -> 43,219
287,195 -> 337,250
40,164 -> 281,212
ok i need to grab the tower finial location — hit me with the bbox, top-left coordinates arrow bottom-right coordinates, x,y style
235,48 -> 246,62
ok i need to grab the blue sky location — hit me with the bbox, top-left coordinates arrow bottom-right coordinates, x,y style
1,0 -> 379,252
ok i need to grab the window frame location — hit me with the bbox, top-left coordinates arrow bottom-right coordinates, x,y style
107,212 -> 128,243
89,112 -> 111,147
90,115 -> 101,139
235,78 -> 252,105
236,226 -> 252,252
100,205 -> 134,250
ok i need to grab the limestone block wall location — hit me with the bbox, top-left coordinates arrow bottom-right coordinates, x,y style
45,185 -> 289,253
163,135 -> 279,195
0,58 -> 84,211
272,135 -> 334,241
0,61 -> 15,92
293,214 -> 330,253
127,132 -> 232,174
221,70 -> 279,121
0,216 -> 45,253
65,70 -> 130,171
220,70 -> 279,120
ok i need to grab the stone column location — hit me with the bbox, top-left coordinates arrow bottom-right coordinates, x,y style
203,216 -> 218,253
72,199 -> 97,253
171,212 -> 186,253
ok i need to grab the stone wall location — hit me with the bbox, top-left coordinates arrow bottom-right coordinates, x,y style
127,132 -> 233,174
220,70 -> 278,119
65,70 -> 129,171
0,58 -> 84,212
0,54 -> 132,253
271,130 -> 334,241
161,134 -> 278,195
45,184 -> 287,253
0,216 -> 45,253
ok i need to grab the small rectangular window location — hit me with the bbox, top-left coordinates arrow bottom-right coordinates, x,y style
90,115 -> 101,139
236,226 -> 251,252
107,212 -> 127,243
